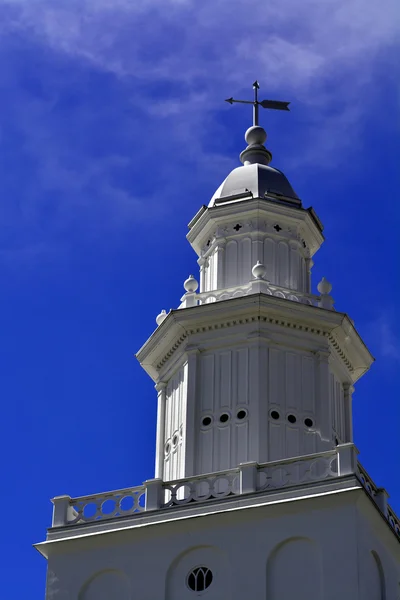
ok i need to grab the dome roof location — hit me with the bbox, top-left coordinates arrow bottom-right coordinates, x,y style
209,163 -> 299,207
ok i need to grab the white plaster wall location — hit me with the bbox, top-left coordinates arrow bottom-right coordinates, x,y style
44,492 -> 400,600
202,235 -> 308,293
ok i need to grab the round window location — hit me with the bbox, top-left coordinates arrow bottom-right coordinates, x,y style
187,566 -> 213,592
219,413 -> 230,423
202,416 -> 212,427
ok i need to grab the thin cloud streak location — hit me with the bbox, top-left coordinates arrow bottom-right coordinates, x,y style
2,0 -> 398,164
0,0 -> 398,258
366,313 -> 400,365
3,0 -> 398,86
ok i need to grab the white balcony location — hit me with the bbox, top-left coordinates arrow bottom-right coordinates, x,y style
50,444 -> 399,543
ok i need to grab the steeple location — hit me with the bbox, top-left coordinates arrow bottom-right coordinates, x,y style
136,85 -> 373,482
39,84 -> 400,600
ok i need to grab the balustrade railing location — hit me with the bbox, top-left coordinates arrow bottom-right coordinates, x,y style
179,280 -> 320,310
357,462 -> 379,498
52,485 -> 146,527
387,505 -> 400,538
50,445 -> 399,541
356,461 -> 400,539
162,468 -> 240,508
194,281 -> 319,307
257,450 -> 338,491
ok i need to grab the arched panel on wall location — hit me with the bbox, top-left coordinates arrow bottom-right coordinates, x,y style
239,237 -> 252,285
166,545 -> 232,600
277,241 -> 289,288
267,537 -> 322,600
363,551 -> 386,600
79,570 -> 131,600
289,244 -> 301,290
225,240 -> 238,288
264,237 -> 275,283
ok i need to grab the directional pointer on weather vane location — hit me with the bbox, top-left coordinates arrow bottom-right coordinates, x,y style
225,81 -> 290,127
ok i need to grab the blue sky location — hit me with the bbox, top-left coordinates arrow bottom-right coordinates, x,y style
0,0 -> 399,597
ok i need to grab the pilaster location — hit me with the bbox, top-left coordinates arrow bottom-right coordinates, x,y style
251,233 -> 264,268
154,382 -> 167,479
305,257 -> 313,294
247,331 -> 269,462
343,383 -> 354,443
289,239 -> 299,290
215,241 -> 226,289
182,346 -> 200,476
198,257 -> 206,293
315,349 -> 332,444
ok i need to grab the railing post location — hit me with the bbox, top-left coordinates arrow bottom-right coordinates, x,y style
239,462 -> 258,494
375,488 -> 389,517
250,279 -> 270,295
51,495 -> 71,527
145,478 -> 163,511
337,443 -> 359,476
180,292 -> 198,308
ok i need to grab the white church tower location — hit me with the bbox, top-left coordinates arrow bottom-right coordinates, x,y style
36,83 -> 400,600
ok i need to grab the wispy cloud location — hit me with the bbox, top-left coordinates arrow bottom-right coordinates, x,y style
366,312 -> 400,364
0,0 -> 398,257
3,0 -> 398,85
1,0 -> 398,161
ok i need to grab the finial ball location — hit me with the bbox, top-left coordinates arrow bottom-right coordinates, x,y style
245,125 -> 267,146
184,274 -> 199,293
252,261 -> 267,280
156,309 -> 167,326
317,277 -> 332,295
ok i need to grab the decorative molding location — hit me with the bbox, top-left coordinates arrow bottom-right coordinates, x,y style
155,315 -> 331,372
156,333 -> 187,370
328,333 -> 354,373
187,198 -> 324,259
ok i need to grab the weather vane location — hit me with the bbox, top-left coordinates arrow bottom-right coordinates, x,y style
225,81 -> 290,127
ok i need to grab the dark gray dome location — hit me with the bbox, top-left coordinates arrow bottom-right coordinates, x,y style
209,163 -> 298,207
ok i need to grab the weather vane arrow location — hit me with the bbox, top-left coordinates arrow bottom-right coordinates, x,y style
225,81 -> 290,126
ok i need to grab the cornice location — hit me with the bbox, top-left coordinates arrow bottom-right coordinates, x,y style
136,294 -> 373,383
186,199 -> 324,258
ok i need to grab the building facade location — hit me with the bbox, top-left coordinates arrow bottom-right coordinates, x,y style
36,89 -> 400,599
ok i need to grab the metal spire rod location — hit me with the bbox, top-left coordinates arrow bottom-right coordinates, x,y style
225,81 -> 290,127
